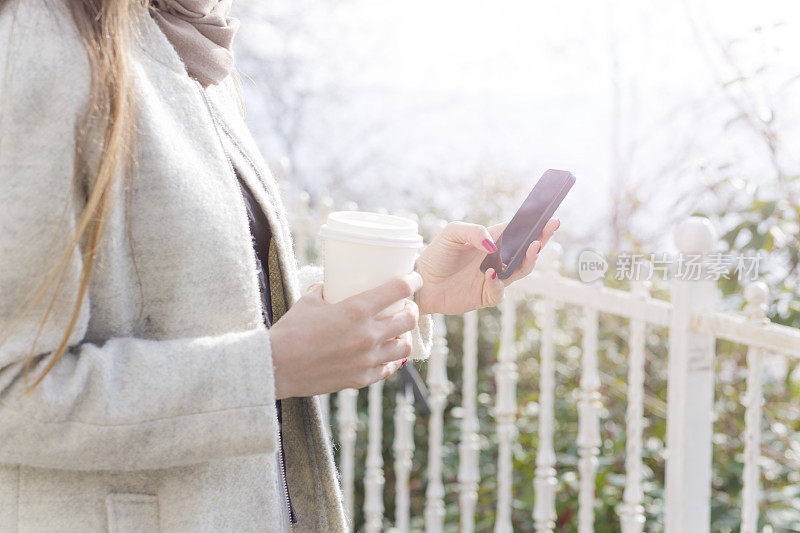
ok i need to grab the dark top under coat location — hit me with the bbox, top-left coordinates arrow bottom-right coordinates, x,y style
234,168 -> 297,525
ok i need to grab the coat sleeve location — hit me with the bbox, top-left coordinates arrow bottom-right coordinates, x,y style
297,264 -> 434,361
0,2 -> 279,471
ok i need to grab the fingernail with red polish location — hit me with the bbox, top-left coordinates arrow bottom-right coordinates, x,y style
555,219 -> 561,230
536,241 -> 542,253
491,269 -> 497,279
482,238 -> 499,252
401,358 -> 408,367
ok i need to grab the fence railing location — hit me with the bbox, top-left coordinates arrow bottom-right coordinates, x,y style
287,190 -> 800,533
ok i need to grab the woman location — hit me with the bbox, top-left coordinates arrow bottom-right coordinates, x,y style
0,0 -> 558,531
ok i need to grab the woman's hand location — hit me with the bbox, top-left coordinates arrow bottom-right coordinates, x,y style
269,272 -> 423,399
414,218 -> 560,315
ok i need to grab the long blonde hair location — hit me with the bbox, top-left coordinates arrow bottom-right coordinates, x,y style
0,0 -> 244,392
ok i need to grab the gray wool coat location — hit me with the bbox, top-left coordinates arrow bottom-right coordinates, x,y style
0,1 -> 433,531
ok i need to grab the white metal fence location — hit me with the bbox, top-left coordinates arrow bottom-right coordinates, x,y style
288,190 -> 800,533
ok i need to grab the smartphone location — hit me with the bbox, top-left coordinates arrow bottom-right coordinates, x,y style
480,169 -> 576,280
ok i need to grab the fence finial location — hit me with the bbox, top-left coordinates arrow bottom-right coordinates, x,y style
320,195 -> 335,217
744,282 -> 768,322
674,216 -> 716,254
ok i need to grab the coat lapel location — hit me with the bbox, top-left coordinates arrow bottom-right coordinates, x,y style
133,5 -> 301,307
204,80 -> 302,307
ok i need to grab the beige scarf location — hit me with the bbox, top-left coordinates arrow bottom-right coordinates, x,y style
150,0 -> 240,87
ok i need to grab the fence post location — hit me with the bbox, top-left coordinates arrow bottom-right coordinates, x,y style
364,381 -> 385,533
577,306 -> 601,533
459,310 -> 481,533
337,388 -> 358,527
741,281 -> 768,533
533,243 -> 562,533
665,216 -> 717,533
494,291 -> 519,533
617,271 -> 651,533
392,386 -> 415,533
425,314 -> 451,533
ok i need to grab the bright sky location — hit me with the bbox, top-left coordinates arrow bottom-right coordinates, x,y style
234,0 -> 800,249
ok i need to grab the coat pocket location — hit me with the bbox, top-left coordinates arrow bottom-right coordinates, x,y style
105,493 -> 160,533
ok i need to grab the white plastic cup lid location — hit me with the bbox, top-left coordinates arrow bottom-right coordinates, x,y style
318,210 -> 424,248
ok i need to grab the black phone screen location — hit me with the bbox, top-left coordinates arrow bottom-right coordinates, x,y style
480,169 -> 575,279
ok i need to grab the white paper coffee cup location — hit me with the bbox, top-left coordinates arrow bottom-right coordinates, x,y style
318,211 -> 424,316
